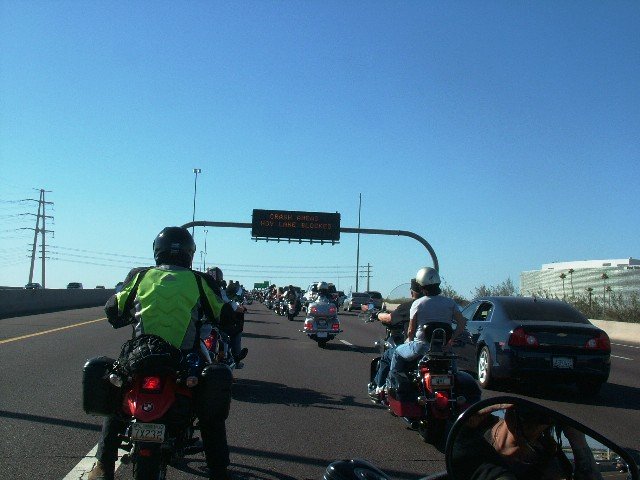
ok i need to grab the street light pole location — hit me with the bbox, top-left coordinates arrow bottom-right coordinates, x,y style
355,193 -> 361,292
192,168 -> 201,237
204,229 -> 208,271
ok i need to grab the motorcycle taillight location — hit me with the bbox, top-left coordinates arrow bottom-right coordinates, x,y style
141,376 -> 163,392
332,322 -> 340,331
204,332 -> 218,351
434,391 -> 450,410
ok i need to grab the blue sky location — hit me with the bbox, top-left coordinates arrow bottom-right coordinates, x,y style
1,1 -> 638,298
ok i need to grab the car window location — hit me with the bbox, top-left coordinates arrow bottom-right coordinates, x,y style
366,291 -> 382,299
473,302 -> 493,321
503,300 -> 589,323
461,302 -> 479,321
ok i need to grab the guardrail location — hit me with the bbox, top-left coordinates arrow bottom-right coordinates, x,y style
0,289 -> 115,319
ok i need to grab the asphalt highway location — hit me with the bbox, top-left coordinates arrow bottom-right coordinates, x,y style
0,304 -> 638,480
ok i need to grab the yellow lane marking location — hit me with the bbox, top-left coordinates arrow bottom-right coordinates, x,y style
0,317 -> 106,345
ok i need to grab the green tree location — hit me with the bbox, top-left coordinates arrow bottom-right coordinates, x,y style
568,268 -> 575,297
559,272 -> 567,299
601,272 -> 609,316
441,282 -> 468,307
471,277 -> 517,299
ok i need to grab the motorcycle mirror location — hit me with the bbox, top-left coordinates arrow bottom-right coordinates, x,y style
446,396 -> 639,480
324,459 -> 392,480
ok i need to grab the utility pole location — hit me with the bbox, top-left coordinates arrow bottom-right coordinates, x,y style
24,189 -> 54,287
366,263 -> 371,291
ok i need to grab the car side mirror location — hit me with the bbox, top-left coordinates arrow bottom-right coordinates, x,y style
446,396 -> 639,480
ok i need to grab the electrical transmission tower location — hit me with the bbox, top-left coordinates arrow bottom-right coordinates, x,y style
22,189 -> 54,287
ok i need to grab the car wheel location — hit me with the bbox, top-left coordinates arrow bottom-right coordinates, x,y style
577,380 -> 603,397
477,346 -> 494,389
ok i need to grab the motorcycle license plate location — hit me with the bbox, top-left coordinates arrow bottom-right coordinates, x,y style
317,332 -> 328,338
552,357 -> 574,369
430,375 -> 452,386
131,423 -> 165,443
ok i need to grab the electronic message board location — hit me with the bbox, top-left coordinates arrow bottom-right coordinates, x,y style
251,209 -> 340,242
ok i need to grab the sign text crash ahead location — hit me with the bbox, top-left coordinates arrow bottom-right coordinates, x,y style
251,209 -> 340,242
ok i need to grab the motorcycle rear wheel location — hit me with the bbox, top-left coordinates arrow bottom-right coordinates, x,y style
133,444 -> 166,480
419,418 -> 446,445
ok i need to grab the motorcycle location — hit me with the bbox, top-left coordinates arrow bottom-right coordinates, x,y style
265,297 -> 274,310
202,326 -> 236,370
83,335 -> 232,480
287,297 -> 300,321
369,325 -> 481,444
300,296 -> 342,348
324,395 -> 640,480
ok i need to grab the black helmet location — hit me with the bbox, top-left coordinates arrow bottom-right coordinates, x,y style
153,227 -> 196,268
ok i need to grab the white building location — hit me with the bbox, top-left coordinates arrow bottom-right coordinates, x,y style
520,258 -> 640,300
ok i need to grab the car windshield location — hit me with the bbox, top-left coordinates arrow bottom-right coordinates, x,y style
352,293 -> 369,297
503,300 -> 589,324
367,292 -> 382,299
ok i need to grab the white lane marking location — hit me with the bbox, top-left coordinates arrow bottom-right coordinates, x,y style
62,444 -> 126,479
612,342 -> 640,349
340,339 -> 353,346
611,354 -> 633,361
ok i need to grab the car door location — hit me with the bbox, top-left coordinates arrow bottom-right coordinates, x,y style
452,301 -> 480,370
466,301 -> 495,363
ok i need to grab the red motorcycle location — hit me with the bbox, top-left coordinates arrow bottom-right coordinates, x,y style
83,335 -> 231,480
371,324 -> 481,444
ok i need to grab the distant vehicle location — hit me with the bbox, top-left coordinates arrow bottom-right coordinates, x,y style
452,296 -> 611,395
365,291 -> 383,309
24,282 -> 42,289
342,292 -> 372,312
66,282 -> 83,289
95,285 -> 105,289
335,290 -> 346,306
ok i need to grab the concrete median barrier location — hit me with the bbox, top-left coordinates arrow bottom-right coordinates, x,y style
0,288 -> 115,319
590,319 -> 640,344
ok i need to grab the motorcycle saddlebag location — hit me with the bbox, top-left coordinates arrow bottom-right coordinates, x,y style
82,356 -> 120,416
387,371 -> 417,402
195,363 -> 233,421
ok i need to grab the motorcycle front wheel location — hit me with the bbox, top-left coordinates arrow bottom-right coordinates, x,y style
133,443 -> 166,480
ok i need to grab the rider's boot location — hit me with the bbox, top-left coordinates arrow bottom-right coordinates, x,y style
87,460 -> 114,480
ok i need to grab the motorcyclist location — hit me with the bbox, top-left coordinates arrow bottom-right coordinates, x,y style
315,281 -> 333,301
387,267 -> 467,383
368,279 -> 423,397
204,268 -> 249,367
225,280 -> 249,367
87,227 -> 234,480
284,284 -> 301,315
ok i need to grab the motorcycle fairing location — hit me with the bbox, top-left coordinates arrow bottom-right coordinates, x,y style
123,375 -> 190,422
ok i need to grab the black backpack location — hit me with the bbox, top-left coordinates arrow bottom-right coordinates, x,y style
114,334 -> 183,377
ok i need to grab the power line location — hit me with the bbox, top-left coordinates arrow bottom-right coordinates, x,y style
52,246 -> 151,261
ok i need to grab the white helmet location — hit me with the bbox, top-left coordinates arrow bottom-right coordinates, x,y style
415,267 -> 440,287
